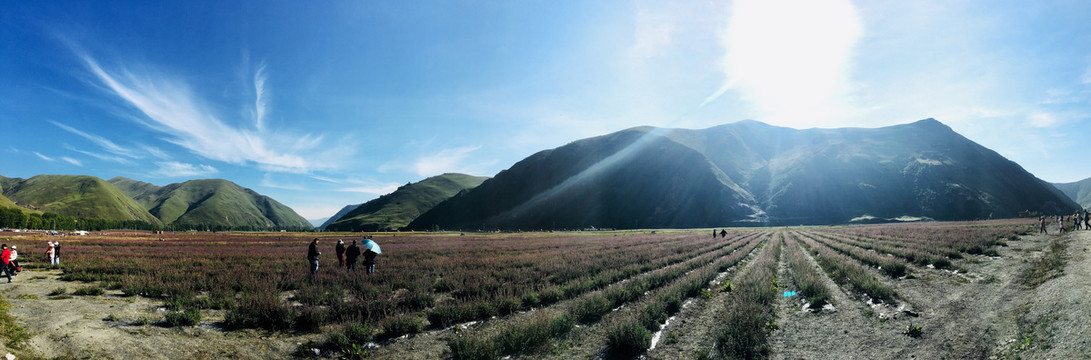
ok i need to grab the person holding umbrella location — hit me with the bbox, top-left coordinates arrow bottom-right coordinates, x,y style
362,235 -> 381,275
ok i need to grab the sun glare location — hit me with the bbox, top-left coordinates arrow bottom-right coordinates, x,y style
724,0 -> 863,128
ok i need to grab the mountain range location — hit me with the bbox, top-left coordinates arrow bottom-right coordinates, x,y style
324,173 -> 488,231
406,119 -> 1080,230
0,174 -> 310,230
1052,177 -> 1091,209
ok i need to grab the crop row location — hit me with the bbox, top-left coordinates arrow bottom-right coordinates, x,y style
783,234 -> 833,309
602,233 -> 768,357
802,232 -> 910,278
827,221 -> 1027,256
806,230 -> 956,269
795,233 -> 897,303
448,233 -> 767,359
714,233 -> 782,358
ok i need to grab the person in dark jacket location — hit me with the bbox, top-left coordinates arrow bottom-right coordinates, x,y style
335,239 -> 346,267
363,245 -> 378,275
307,238 -> 321,278
345,240 -> 361,273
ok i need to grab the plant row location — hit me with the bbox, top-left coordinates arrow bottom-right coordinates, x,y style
783,233 -> 833,309
803,232 -> 910,278
805,231 -> 955,269
796,233 -> 897,303
714,233 -> 783,359
447,233 -> 766,359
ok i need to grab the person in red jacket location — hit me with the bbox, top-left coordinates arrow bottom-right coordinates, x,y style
1,244 -> 12,283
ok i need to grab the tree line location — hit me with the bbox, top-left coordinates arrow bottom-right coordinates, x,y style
0,208 -> 314,232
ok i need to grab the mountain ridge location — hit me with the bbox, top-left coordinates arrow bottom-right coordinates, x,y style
407,119 -> 1078,230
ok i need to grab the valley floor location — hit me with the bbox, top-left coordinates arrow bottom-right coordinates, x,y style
0,227 -> 1089,359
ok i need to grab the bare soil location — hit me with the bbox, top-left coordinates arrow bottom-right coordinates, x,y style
1,229 -> 1089,359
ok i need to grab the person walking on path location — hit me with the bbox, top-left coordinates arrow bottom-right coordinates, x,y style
1059,216 -> 1065,234
1039,216 -> 1048,234
9,246 -> 20,275
307,238 -> 321,279
1,245 -> 12,283
1076,212 -> 1083,231
336,239 -> 346,267
345,239 -> 361,273
1085,209 -> 1090,230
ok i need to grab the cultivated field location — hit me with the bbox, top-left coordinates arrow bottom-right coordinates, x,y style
0,220 -> 1089,359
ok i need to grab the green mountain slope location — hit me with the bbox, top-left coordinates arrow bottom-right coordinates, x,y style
0,175 -> 163,225
142,179 -> 311,229
107,176 -> 163,209
318,204 -> 361,230
0,193 -> 17,209
1053,177 -> 1091,209
409,119 -> 1078,230
326,173 -> 488,231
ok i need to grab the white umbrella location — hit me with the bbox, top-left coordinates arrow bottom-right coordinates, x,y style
364,239 -> 382,254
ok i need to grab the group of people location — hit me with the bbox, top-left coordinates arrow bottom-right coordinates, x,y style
0,244 -> 22,283
307,236 -> 380,278
46,240 -> 60,265
1039,210 -> 1091,234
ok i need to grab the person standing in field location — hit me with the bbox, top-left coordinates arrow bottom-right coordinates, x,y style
1059,216 -> 1065,234
1,245 -> 12,283
336,239 -> 346,268
363,236 -> 378,275
1085,209 -> 1090,230
45,241 -> 54,265
720,229 -> 727,238
1039,216 -> 1048,234
53,241 -> 61,265
345,239 -> 361,273
307,238 -> 321,279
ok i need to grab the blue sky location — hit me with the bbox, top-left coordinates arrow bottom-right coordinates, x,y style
2,1 -> 1090,220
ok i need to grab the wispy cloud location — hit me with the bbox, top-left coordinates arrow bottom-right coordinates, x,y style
412,145 -> 493,177
338,183 -> 401,195
73,52 -> 348,174
141,145 -> 170,159
51,120 -> 139,158
34,152 -> 55,161
64,144 -> 136,164
259,173 -> 307,191
153,161 -> 218,177
61,157 -> 82,166
253,62 -> 268,132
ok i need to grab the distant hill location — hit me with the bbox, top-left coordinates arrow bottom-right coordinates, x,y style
326,173 -> 489,232
408,119 -> 1078,230
1,175 -> 163,225
309,217 -> 331,228
0,193 -> 17,209
1053,177 -> 1091,209
318,204 -> 361,230
110,177 -> 312,230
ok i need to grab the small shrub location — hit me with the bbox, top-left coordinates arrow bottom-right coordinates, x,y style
428,304 -> 474,328
381,315 -> 424,337
73,286 -> 104,296
572,294 -> 612,324
497,297 -> 520,315
165,307 -> 201,327
475,301 -> 497,319
103,314 -> 121,322
606,321 -> 652,357
398,292 -> 436,311
344,322 -> 371,345
295,306 -> 329,332
48,295 -> 73,300
904,324 -> 923,338
134,316 -> 151,326
325,333 -> 351,352
538,288 -> 564,305
638,302 -> 667,331
720,282 -> 734,293
520,292 -> 540,307
448,335 -> 499,360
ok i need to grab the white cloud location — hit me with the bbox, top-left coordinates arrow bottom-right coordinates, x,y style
34,152 -> 55,161
711,0 -> 863,127
51,120 -> 139,158
75,53 -> 348,174
142,145 -> 170,160
259,173 -> 307,191
153,161 -> 218,177
412,145 -> 492,177
64,144 -> 136,164
1027,111 -> 1059,128
61,157 -> 82,166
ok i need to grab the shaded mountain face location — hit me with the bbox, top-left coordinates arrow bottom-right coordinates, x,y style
1053,177 -> 1091,209
409,119 -> 1079,230
1,175 -> 163,225
326,173 -> 489,232
319,204 -> 361,230
123,178 -> 312,229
